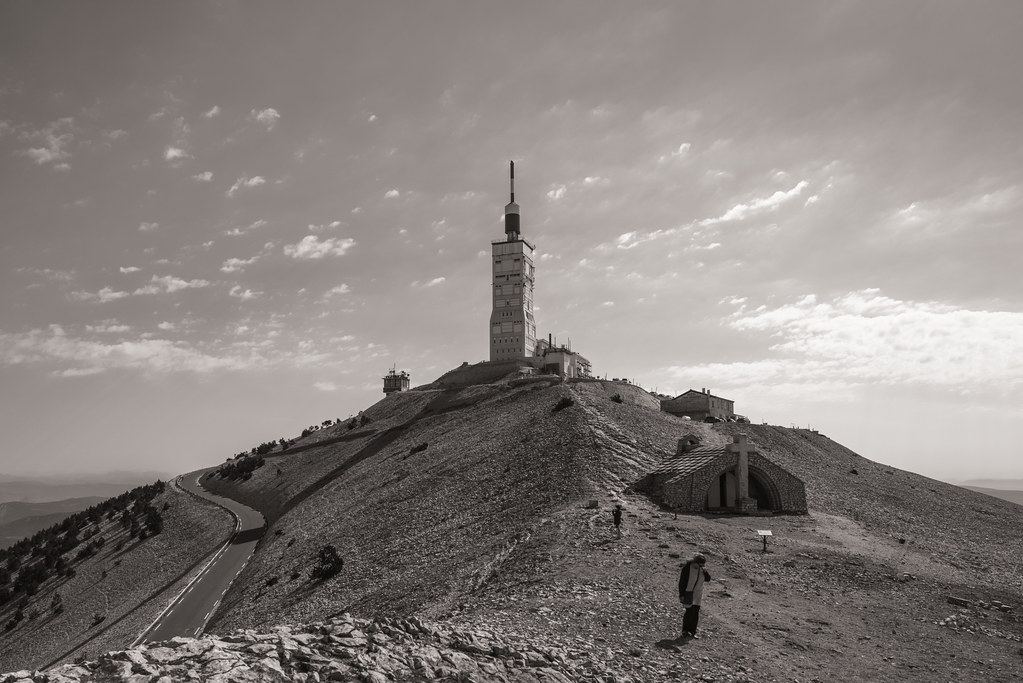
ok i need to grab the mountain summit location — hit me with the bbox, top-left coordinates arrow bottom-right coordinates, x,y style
3,373 -> 1022,681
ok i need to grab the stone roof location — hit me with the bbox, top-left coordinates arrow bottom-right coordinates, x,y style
651,445 -> 733,478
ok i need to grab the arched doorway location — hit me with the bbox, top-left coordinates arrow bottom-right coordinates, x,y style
704,467 -> 782,511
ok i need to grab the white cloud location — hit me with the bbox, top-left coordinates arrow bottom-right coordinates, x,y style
583,176 -> 610,187
134,275 -> 210,295
324,284 -> 351,297
0,325 -> 252,375
368,114 -> 377,123
314,381 -> 338,392
283,235 -> 356,259
119,266 -> 141,274
18,118 -> 75,167
203,105 -> 221,119
684,290 -> 1023,392
104,129 -> 128,141
192,171 -> 213,182
164,146 -> 189,161
251,108 -> 280,130
139,222 -> 159,232
384,189 -> 400,199
229,285 -> 260,300
701,180 -> 809,225
226,175 -> 266,197
157,321 -> 176,331
411,277 -> 445,289
70,287 -> 129,304
546,185 -> 567,201
223,219 -> 268,237
221,255 -> 260,273
85,321 -> 131,334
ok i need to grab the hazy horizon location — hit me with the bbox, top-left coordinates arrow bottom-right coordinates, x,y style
2,2 -> 1021,482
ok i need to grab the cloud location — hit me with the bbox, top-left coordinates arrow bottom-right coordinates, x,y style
669,290 -> 1023,394
157,321 -> 176,331
134,275 -> 210,295
52,367 -> 105,378
384,189 -> 400,199
309,220 -> 343,232
70,287 -> 130,303
283,235 -> 356,259
229,285 -> 261,300
119,266 -> 141,274
546,185 -> 567,201
192,171 -> 213,182
701,180 -> 809,225
367,114 -> 377,123
104,129 -> 128,141
85,321 -> 131,334
138,222 -> 159,232
164,146 -> 189,161
221,256 -> 259,273
314,381 -> 338,392
881,186 -> 1021,241
411,277 -> 445,289
18,118 -> 75,167
203,105 -> 221,119
17,267 -> 75,282
223,219 -> 268,237
250,108 -> 280,130
323,284 -> 351,297
0,325 -> 252,375
226,175 -> 266,197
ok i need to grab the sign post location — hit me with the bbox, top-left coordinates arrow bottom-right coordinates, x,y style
757,529 -> 772,553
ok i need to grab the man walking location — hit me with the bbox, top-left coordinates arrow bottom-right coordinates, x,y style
611,504 -> 623,538
678,553 -> 711,639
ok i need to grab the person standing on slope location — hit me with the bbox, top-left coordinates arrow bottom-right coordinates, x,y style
678,553 -> 711,639
612,504 -> 623,538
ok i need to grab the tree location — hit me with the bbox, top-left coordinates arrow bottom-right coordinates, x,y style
311,545 -> 344,580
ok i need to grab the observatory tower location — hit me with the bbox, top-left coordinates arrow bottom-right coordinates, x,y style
489,161 -> 537,360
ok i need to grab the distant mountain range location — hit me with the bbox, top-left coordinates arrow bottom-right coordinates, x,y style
0,497 -> 109,549
0,471 -> 173,504
0,472 -> 174,548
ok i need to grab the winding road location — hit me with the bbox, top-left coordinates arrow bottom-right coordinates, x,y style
134,469 -> 264,644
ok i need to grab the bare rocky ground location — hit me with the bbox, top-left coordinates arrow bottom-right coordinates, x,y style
4,375 -> 1023,681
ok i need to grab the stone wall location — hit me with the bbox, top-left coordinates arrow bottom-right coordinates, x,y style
660,392 -> 734,421
654,452 -> 807,514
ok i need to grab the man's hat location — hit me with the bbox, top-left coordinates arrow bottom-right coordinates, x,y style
694,553 -> 706,564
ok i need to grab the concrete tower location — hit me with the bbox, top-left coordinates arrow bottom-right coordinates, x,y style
489,161 -> 536,360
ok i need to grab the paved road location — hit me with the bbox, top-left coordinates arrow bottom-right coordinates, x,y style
135,469 -> 265,643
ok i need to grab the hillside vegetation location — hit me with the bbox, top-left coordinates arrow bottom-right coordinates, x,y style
0,480 -> 232,672
4,374 -> 1023,681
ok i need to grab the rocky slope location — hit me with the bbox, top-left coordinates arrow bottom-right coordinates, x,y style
4,374 -> 1023,681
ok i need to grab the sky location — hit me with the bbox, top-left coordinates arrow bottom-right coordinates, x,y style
1,1 -> 1021,483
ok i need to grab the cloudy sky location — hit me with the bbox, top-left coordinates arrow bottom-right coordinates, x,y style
1,1 -> 1020,483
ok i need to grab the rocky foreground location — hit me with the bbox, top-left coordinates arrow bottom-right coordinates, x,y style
2,612 -> 735,683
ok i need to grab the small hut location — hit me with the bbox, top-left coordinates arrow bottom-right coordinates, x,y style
637,434 -> 807,514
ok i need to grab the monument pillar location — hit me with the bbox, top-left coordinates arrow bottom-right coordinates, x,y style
726,434 -> 757,513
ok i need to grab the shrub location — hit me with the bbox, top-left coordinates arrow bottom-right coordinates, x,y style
311,545 -> 344,581
409,442 -> 428,455
610,393 -> 624,404
265,576 -> 279,587
359,414 -> 371,426
552,396 -> 574,413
